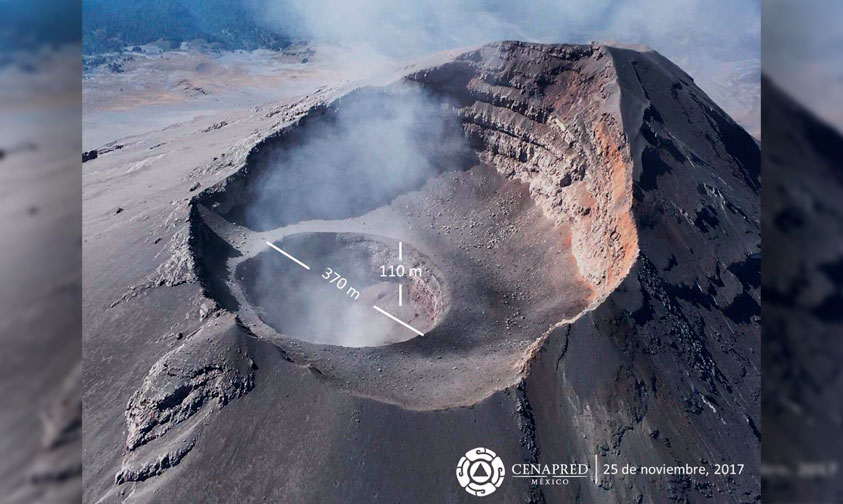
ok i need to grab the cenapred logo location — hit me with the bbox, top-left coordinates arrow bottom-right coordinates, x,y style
456,447 -> 505,497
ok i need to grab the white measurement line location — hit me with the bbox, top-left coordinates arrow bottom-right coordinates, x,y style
399,284 -> 403,307
265,241 -> 310,270
373,305 -> 424,336
398,241 -> 403,260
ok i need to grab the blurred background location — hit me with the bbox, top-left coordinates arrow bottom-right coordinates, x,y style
0,0 -> 840,502
0,0 -> 82,502
762,2 -> 843,502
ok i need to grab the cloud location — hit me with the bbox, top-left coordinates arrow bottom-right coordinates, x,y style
249,0 -> 760,133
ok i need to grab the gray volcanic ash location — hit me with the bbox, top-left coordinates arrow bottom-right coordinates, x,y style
83,41 -> 759,503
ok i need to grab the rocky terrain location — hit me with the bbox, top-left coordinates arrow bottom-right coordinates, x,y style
82,44 -> 336,151
83,41 -> 759,502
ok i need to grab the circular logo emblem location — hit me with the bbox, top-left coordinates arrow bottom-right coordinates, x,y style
456,447 -> 505,497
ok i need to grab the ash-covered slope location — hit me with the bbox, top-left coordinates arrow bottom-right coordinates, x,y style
406,41 -> 760,502
513,45 -> 760,503
84,42 -> 759,503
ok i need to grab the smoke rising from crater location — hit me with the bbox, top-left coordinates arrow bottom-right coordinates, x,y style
241,86 -> 469,346
247,0 -> 760,134
243,86 -> 471,231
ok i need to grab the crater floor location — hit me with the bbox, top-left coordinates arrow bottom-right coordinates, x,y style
239,232 -> 447,347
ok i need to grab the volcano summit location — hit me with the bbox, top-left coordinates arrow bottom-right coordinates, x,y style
83,41 -> 759,503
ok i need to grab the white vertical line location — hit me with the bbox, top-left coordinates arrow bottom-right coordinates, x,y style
594,454 -> 598,485
398,241 -> 403,261
399,284 -> 403,306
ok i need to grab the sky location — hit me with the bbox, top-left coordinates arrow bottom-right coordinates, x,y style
248,0 -> 762,135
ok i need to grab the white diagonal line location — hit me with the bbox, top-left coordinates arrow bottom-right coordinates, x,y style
373,305 -> 424,336
265,241 -> 310,270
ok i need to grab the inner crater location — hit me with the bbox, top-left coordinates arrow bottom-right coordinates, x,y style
236,233 -> 448,347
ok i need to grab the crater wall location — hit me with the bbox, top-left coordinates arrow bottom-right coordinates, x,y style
407,42 -> 639,301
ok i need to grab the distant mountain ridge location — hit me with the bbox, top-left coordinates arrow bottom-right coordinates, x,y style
82,0 -> 293,54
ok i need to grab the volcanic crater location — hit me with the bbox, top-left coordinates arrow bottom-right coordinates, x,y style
191,44 -> 637,409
